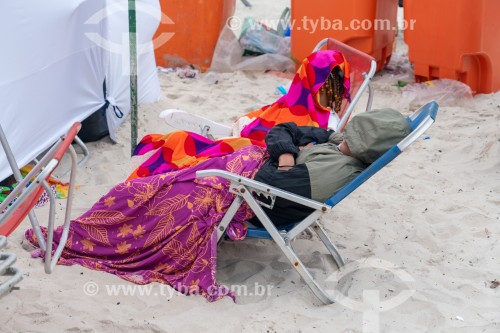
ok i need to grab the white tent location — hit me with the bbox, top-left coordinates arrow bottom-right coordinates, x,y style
0,0 -> 161,182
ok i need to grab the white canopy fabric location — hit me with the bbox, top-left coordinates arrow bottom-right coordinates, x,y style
0,0 -> 160,182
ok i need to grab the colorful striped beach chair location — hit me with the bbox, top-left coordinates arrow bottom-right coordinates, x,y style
0,122 -> 81,297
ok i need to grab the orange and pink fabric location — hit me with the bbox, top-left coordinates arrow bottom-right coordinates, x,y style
128,50 -> 350,179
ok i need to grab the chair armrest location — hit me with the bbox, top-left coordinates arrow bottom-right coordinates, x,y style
54,122 -> 81,161
196,169 -> 330,211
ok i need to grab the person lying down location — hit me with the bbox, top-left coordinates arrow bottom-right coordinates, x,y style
251,108 -> 411,227
25,107 -> 411,301
25,50 -> 411,301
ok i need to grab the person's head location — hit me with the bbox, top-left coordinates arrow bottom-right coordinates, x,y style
341,108 -> 412,164
281,50 -> 351,115
318,66 -> 345,113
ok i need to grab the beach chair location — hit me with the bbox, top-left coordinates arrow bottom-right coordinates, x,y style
159,38 -> 377,138
0,122 -> 81,278
197,101 -> 439,304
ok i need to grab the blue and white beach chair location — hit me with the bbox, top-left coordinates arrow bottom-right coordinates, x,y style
197,101 -> 439,304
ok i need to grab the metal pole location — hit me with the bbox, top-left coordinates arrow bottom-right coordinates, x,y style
129,0 -> 138,155
0,124 -> 23,183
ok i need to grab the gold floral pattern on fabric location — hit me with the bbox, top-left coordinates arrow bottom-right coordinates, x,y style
104,196 -> 115,207
117,224 -> 134,238
75,210 -> 134,226
80,224 -> 112,246
25,145 -> 267,302
116,241 -> 132,254
81,238 -> 96,252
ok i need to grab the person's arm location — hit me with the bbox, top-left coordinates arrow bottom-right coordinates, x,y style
328,131 -> 344,145
265,122 -> 333,163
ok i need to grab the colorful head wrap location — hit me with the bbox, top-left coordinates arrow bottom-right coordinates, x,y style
240,50 -> 351,140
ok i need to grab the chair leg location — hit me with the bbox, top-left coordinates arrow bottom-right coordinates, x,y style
60,135 -> 89,178
73,135 -> 90,168
304,227 -> 314,238
216,196 -> 243,242
44,144 -> 78,274
27,211 -> 47,251
0,236 -> 23,298
311,221 -> 346,269
280,243 -> 337,304
283,222 -> 347,304
237,187 -> 344,304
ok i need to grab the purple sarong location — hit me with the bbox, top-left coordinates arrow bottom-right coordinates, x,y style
26,145 -> 267,301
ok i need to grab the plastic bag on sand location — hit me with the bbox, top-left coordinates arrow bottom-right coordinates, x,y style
236,53 -> 295,72
239,17 -> 290,56
403,79 -> 475,110
210,25 -> 295,73
210,25 -> 242,72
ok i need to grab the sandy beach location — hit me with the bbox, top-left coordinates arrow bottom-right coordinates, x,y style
2,0 -> 500,332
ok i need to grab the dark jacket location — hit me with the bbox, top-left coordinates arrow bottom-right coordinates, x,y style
253,122 -> 364,226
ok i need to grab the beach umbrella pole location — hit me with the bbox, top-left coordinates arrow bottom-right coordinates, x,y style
129,0 -> 138,155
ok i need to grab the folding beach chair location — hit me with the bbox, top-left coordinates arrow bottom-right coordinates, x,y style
159,38 -> 377,138
196,101 -> 439,304
0,122 -> 80,283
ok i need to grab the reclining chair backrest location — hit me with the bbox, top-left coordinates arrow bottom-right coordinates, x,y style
244,101 -> 438,243
325,101 -> 439,207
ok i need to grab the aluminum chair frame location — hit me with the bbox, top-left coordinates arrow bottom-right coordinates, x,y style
0,235 -> 23,298
197,101 -> 439,304
0,123 -> 81,276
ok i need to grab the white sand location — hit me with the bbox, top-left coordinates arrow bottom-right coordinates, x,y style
2,1 -> 500,332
